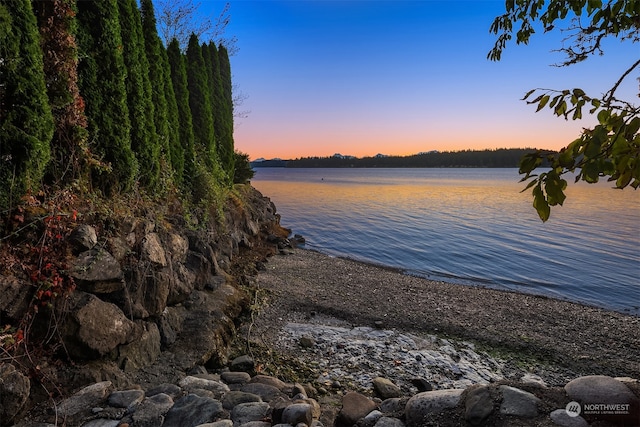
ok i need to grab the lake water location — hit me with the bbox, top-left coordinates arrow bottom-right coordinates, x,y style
251,168 -> 640,314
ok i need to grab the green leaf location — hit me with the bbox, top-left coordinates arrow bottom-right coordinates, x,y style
572,88 -> 586,97
522,89 -> 536,100
616,155 -> 630,172
602,160 -> 616,176
584,137 -> 602,158
611,136 -> 630,156
554,100 -> 567,117
597,109 -> 610,124
566,137 -> 585,154
536,95 -> 550,112
532,184 -> 550,222
626,117 -> 640,138
616,169 -> 633,188
582,161 -> 600,183
529,94 -> 544,104
572,107 -> 582,120
558,149 -> 575,168
520,178 -> 539,192
545,172 -> 567,206
549,95 -> 561,108
519,153 -> 542,175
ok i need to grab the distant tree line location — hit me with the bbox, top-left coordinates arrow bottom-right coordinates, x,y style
271,148 -> 545,168
0,0 -> 239,211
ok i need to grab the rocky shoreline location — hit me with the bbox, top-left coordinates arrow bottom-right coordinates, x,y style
7,349 -> 639,427
2,190 -> 639,426
5,244 -> 640,426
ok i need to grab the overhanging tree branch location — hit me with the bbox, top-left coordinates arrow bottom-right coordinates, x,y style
490,0 -> 640,221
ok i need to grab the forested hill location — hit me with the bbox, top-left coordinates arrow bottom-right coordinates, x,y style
253,148 -> 547,168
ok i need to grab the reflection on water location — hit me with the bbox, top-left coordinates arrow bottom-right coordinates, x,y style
252,168 -> 640,314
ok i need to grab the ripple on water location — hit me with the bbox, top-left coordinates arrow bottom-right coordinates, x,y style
254,168 -> 640,314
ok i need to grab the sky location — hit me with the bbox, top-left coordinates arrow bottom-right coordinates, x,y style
201,1 -> 637,160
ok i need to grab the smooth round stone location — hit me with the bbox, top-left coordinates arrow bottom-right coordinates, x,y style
565,375 -> 637,405
282,403 -> 313,426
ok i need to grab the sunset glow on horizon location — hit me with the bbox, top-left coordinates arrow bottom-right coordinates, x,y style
213,1 -> 637,160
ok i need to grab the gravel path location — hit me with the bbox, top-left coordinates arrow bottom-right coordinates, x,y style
249,249 -> 640,382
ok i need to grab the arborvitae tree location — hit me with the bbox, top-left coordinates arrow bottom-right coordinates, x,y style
140,0 -> 171,169
33,0 -> 89,186
186,33 -> 216,170
118,0 -> 160,189
167,38 -> 196,189
203,42 -> 233,177
233,151 -> 254,184
76,0 -> 136,194
217,45 -> 235,176
0,0 -> 53,210
159,44 -> 183,185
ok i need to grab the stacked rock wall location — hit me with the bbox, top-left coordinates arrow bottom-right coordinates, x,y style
0,185 -> 290,426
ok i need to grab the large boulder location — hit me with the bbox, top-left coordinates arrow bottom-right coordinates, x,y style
240,382 -> 285,403
170,286 -> 247,370
498,385 -> 541,418
405,389 -> 464,427
162,394 -> 225,427
57,381 -> 114,424
132,393 -> 174,427
157,305 -> 186,348
124,262 -> 171,318
117,321 -> 161,371
0,276 -> 31,321
222,391 -> 262,410
465,385 -> 493,425
168,262 -> 196,305
71,249 -> 124,294
565,375 -> 637,405
373,377 -> 402,399
178,376 -> 230,399
68,224 -> 97,253
337,391 -> 378,426
230,402 -> 270,426
61,292 -> 137,359
282,403 -> 314,426
141,233 -> 167,267
565,375 -> 639,424
166,232 -> 189,263
0,363 -> 30,426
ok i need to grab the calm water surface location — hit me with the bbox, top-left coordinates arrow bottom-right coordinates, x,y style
252,168 -> 640,314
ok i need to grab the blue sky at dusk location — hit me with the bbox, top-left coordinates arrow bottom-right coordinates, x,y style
202,1 -> 637,160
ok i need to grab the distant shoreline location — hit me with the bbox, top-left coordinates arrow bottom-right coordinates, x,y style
251,148 -> 549,169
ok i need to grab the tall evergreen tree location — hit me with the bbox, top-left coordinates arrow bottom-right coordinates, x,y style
140,0 -> 171,169
118,0 -> 159,189
167,38 -> 195,188
159,44 -> 183,184
33,0 -> 89,186
203,42 -> 233,177
76,0 -> 136,194
217,45 -> 235,176
186,34 -> 216,170
0,0 -> 53,210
